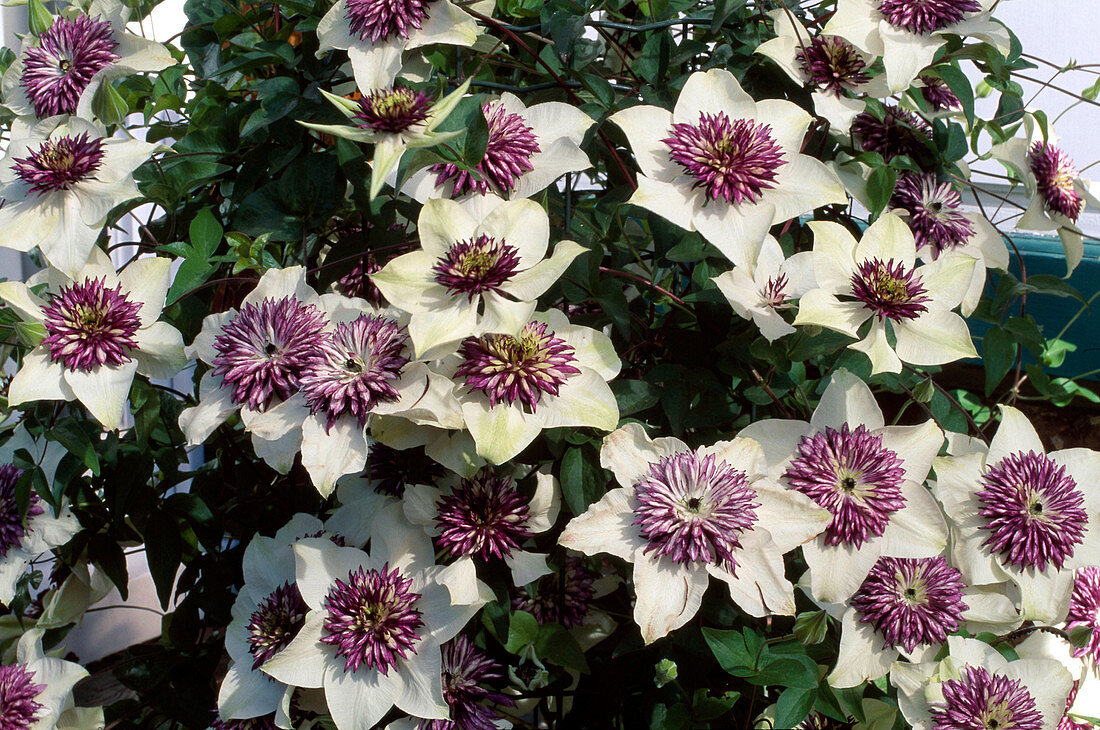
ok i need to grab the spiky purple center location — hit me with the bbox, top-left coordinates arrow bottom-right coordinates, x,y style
20,15 -> 119,118
419,636 -> 515,730
300,314 -> 408,429
850,258 -> 931,322
1029,141 -> 1084,223
345,0 -> 434,42
759,273 -> 790,308
1067,566 -> 1100,668
879,0 -> 982,34
337,255 -> 386,306
795,35 -> 870,95
212,296 -> 327,412
977,450 -> 1087,571
785,424 -> 907,548
890,173 -> 975,257
41,276 -> 142,371
0,663 -> 45,730
513,556 -> 596,628
931,665 -> 1043,730
364,443 -> 443,499
433,235 -> 521,299
0,466 -> 42,560
431,101 -> 541,196
852,105 -> 932,162
850,556 -> 968,652
664,112 -> 786,205
13,133 -> 105,195
456,321 -> 581,411
321,564 -> 423,675
920,75 -> 962,111
355,86 -> 432,134
246,582 -> 308,671
632,450 -> 759,570
435,473 -> 532,560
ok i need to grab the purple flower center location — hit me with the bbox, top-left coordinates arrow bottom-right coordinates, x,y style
795,35 -> 870,95
759,273 -> 790,308
337,255 -> 386,306
13,133 -> 105,195
432,235 -> 522,299
1029,141 -> 1085,223
212,296 -> 327,412
355,86 -> 432,134
41,276 -> 142,371
0,466 -> 42,560
212,715 -> 278,730
364,443 -> 443,499
20,15 -> 119,118
321,563 -> 423,675
850,556 -> 968,652
977,450 -> 1087,571
513,556 -> 596,628
0,663 -> 45,730
878,0 -> 982,34
456,321 -> 581,411
784,424 -> 906,548
345,0 -> 434,42
246,582 -> 308,671
920,75 -> 962,111
852,105 -> 932,163
431,102 -> 541,196
931,665 -> 1043,730
890,173 -> 975,257
850,258 -> 930,322
434,473 -> 532,560
419,636 -> 515,730
300,314 -> 409,429
664,112 -> 786,205
1067,566 -> 1100,668
633,450 -> 759,570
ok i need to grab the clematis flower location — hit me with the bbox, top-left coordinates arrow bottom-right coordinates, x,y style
1,251 -> 185,429
740,368 -> 947,605
991,116 -> 1099,275
755,10 -> 889,134
261,503 -> 491,730
826,555 -> 1020,687
933,406 -> 1100,624
0,116 -> 158,276
316,0 -> 478,92
179,267 -> 328,474
609,68 -> 846,268
1,0 -> 174,119
403,466 -> 560,586
0,464 -> 80,607
712,235 -> 815,341
240,297 -> 463,497
513,556 -> 599,630
0,629 -> 96,730
1015,629 -> 1100,730
891,636 -> 1072,730
824,0 -> 1009,93
402,93 -> 594,201
303,82 -> 468,199
850,104 -> 933,165
559,423 -> 831,643
448,304 -> 620,464
793,213 -> 979,374
1065,566 -> 1100,670
888,172 -> 1008,315
372,196 -> 585,358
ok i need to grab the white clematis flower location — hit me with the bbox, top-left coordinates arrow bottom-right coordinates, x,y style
559,423 -> 831,644
0,629 -> 97,730
609,67 -> 846,268
712,235 -> 815,342
1,251 -> 185,430
793,213 -> 979,374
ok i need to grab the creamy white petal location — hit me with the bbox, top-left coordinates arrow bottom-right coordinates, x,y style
813,368 -> 885,431
633,552 -> 708,643
828,608 -> 898,687
63,361 -> 139,429
558,487 -> 644,561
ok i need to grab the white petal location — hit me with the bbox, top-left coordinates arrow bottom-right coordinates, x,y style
63,361 -> 139,429
179,372 -> 236,445
880,420 -> 944,484
879,482 -> 949,558
261,612 -> 328,688
813,368 -> 885,431
737,419 -> 810,476
8,350 -> 73,406
764,154 -> 847,220
828,608 -> 898,687
807,220 -> 859,291
505,550 -> 553,586
133,322 -> 186,380
823,0 -> 885,55
708,530 -> 796,616
1004,658 -> 1073,730
393,647 -> 449,720
218,662 -> 284,720
674,68 -> 756,123
301,416 -> 369,498
793,289 -> 869,337
751,481 -> 832,553
500,240 -> 586,301
349,43 -> 403,93
893,311 -> 977,367
693,201 -> 776,269
851,320 -> 902,375
632,552 -> 708,644
324,662 -> 401,730
608,105 -> 677,182
856,212 -> 916,268
599,423 -> 687,488
803,536 -> 878,604
524,100 -> 594,146
478,198 -> 549,264
536,369 -> 619,433
405,0 -> 477,49
558,488 -> 643,561
628,175 -> 697,231
988,405 -> 1045,465
920,254 -> 978,310
526,467 -> 560,534
460,398 -> 541,465
880,23 -> 943,93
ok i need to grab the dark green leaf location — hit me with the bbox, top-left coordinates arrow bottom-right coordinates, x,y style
776,687 -> 817,729
188,208 -> 223,256
983,327 -> 1017,395
145,510 -> 181,609
867,166 -> 897,216
560,447 -> 603,516
611,380 -> 661,416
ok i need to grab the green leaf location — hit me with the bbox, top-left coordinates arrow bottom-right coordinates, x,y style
89,533 -> 129,600
776,687 -> 817,729
504,610 -> 539,653
92,80 -> 130,126
560,447 -> 603,516
1019,275 -> 1086,303
463,108 -> 490,167
867,166 -> 897,216
611,380 -> 661,416
47,422 -> 100,476
752,648 -> 820,689
792,610 -> 829,645
1042,338 -> 1076,368
189,208 -> 224,256
702,627 -> 756,676
692,689 -> 739,722
28,0 -> 52,35
983,327 -> 1017,395
535,623 -> 590,673
145,510 -> 181,609
934,64 -> 975,126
